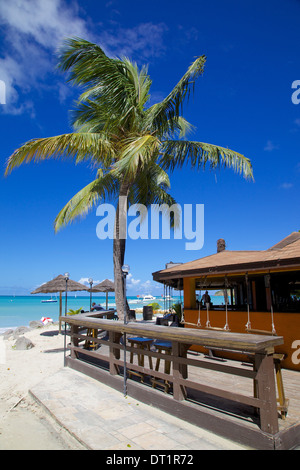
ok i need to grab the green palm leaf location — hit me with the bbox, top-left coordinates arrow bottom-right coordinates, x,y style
5,132 -> 115,175
112,134 -> 160,180
160,140 -> 253,179
57,38 -> 143,126
54,172 -> 119,232
145,55 -> 206,136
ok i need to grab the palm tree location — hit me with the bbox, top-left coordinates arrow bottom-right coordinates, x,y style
5,38 -> 253,319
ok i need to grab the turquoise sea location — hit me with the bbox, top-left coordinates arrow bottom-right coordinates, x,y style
0,294 -> 225,333
0,295 -> 183,333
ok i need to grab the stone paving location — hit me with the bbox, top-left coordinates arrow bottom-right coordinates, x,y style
29,368 -> 248,450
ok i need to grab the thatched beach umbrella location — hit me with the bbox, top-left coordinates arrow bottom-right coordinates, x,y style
88,278 -> 115,309
31,274 -> 88,331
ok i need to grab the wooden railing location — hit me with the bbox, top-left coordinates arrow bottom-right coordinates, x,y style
62,312 -> 284,443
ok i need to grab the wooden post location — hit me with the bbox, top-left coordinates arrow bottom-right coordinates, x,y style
109,331 -> 121,376
70,325 -> 79,359
254,351 -> 279,435
59,292 -> 63,334
172,341 -> 188,401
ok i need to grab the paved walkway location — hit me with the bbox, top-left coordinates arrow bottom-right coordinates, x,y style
29,368 -> 248,450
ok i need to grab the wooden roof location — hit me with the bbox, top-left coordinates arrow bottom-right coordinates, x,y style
153,232 -> 300,282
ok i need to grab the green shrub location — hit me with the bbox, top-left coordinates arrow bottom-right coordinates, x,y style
147,302 -> 161,311
67,307 -> 83,316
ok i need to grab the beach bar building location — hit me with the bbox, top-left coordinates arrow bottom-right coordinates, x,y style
153,232 -> 300,372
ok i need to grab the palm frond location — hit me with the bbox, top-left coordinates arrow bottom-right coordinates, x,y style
57,38 -> 142,125
129,169 -> 179,229
5,132 -> 115,175
112,134 -> 160,180
145,55 -> 206,136
160,140 -> 253,180
129,163 -> 170,205
54,172 -> 119,232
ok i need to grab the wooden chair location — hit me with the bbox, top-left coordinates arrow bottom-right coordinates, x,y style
127,337 -> 153,383
151,341 -> 172,393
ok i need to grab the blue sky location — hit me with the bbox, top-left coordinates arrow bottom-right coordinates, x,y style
0,0 -> 300,295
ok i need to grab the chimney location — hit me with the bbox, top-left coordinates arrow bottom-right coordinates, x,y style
217,238 -> 226,253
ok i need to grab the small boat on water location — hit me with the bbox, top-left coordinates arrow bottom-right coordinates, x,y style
41,297 -> 57,303
142,294 -> 156,302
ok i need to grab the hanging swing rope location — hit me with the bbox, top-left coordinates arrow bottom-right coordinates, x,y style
199,277 -> 211,328
245,273 -> 251,330
268,275 -> 277,334
245,273 -> 277,336
266,274 -> 277,335
197,287 -> 202,327
205,302 -> 211,328
204,278 -> 231,332
197,302 -> 202,326
271,305 -> 276,335
205,282 -> 211,327
180,279 -> 204,328
223,276 -> 230,331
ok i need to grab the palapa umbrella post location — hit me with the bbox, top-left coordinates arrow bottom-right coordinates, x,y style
64,272 -> 69,315
122,265 -> 130,397
88,278 -> 93,310
64,272 -> 69,366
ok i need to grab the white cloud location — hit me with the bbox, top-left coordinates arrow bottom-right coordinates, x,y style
0,0 -> 90,49
264,140 -> 279,151
280,183 -> 293,190
125,273 -> 163,294
126,273 -> 141,289
0,0 -> 91,114
139,279 -> 162,293
100,22 -> 168,60
78,277 -> 100,286
0,1 -> 168,115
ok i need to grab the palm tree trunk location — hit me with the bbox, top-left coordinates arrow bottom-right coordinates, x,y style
113,182 -> 130,321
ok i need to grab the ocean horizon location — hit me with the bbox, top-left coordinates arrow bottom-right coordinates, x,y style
0,293 -> 224,334
0,294 -> 181,333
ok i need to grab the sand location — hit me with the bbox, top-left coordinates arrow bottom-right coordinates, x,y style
0,323 -> 85,450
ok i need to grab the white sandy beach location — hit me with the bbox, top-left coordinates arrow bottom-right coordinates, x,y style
0,324 -> 85,450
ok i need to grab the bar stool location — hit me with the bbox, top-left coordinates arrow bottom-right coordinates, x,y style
128,337 -> 153,383
84,328 -> 98,349
151,341 -> 172,393
250,352 -> 289,419
273,353 -> 289,419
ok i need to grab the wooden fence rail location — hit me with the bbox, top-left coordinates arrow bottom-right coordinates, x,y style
62,312 -> 285,448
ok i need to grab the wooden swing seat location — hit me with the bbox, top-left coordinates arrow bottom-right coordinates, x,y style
205,326 -> 231,332
246,328 -> 277,336
181,321 -> 201,328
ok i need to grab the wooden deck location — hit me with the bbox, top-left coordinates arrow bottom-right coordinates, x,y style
62,314 -> 300,450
